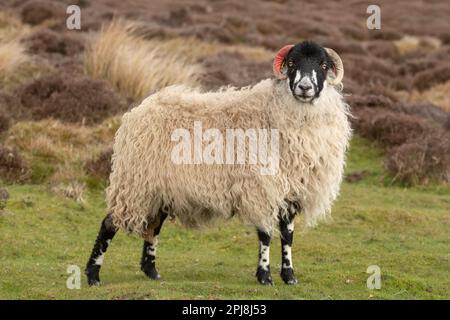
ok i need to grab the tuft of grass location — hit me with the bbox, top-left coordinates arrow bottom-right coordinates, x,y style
408,81 -> 450,112
0,11 -> 51,90
0,53 -> 52,91
394,35 -> 441,55
0,11 -> 30,42
0,41 -> 29,75
51,181 -> 86,204
85,20 -> 203,100
0,11 -> 30,77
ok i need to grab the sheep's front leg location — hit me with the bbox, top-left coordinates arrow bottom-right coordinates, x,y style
85,213 -> 117,286
141,212 -> 168,280
256,229 -> 273,285
279,204 -> 298,284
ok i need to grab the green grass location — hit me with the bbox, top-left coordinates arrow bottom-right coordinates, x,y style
0,137 -> 449,299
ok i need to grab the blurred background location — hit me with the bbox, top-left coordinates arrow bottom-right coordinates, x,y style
0,0 -> 449,299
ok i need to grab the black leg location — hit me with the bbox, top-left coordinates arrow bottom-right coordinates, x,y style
141,212 -> 168,280
255,229 -> 273,285
85,213 -> 117,286
279,202 -> 298,284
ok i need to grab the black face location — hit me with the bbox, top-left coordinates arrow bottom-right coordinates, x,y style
284,41 -> 335,103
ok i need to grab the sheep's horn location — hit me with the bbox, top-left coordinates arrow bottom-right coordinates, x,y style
325,48 -> 344,85
273,44 -> 294,79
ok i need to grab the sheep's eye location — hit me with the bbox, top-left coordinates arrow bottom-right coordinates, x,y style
288,61 -> 294,67
321,63 -> 327,70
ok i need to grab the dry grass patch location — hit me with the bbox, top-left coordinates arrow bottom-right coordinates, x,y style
407,81 -> 450,112
51,181 -> 86,204
0,12 -> 51,90
0,42 -> 51,92
1,60 -> 52,90
4,117 -> 120,184
0,12 -> 30,76
394,35 -> 441,55
0,41 -> 29,75
0,11 -> 30,42
85,20 -> 203,100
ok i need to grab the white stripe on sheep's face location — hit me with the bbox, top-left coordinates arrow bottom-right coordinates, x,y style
273,41 -> 344,104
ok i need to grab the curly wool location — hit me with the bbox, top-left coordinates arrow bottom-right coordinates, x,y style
107,79 -> 352,235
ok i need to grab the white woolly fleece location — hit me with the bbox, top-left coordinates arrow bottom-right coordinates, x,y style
107,79 -> 352,235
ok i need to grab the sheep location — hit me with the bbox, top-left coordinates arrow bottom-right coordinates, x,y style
85,41 -> 352,286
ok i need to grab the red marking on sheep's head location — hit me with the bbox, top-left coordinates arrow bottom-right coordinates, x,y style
273,44 -> 294,79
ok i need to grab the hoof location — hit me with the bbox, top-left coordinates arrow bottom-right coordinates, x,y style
88,279 -> 101,286
85,265 -> 101,286
280,268 -> 298,285
142,265 -> 161,280
256,267 -> 274,286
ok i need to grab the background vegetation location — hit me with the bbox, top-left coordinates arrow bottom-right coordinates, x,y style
0,0 -> 449,299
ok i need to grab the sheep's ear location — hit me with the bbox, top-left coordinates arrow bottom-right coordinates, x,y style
273,44 -> 294,79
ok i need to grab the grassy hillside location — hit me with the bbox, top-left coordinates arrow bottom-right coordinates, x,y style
1,137 -> 449,299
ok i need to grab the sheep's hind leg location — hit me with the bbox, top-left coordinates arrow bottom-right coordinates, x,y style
255,229 -> 273,285
141,211 -> 168,280
85,213 -> 117,286
279,203 -> 298,285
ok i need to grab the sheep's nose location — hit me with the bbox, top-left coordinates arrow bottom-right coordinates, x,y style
298,83 -> 312,91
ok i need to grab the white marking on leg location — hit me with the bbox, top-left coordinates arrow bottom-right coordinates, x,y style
259,242 -> 270,271
94,252 -> 104,265
287,221 -> 295,233
147,236 -> 158,258
282,244 -> 292,269
288,204 -> 296,215
94,238 -> 112,265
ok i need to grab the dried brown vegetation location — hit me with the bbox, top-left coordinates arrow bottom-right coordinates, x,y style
0,110 -> 9,134
14,72 -> 127,125
407,81 -> 450,112
386,135 -> 450,185
20,0 -> 66,26
85,20 -> 203,100
0,11 -> 30,42
0,40 -> 29,77
51,181 -> 86,203
84,148 -> 113,179
354,106 -> 450,184
353,108 -> 438,148
0,144 -> 29,183
5,118 -> 120,184
23,28 -> 85,57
